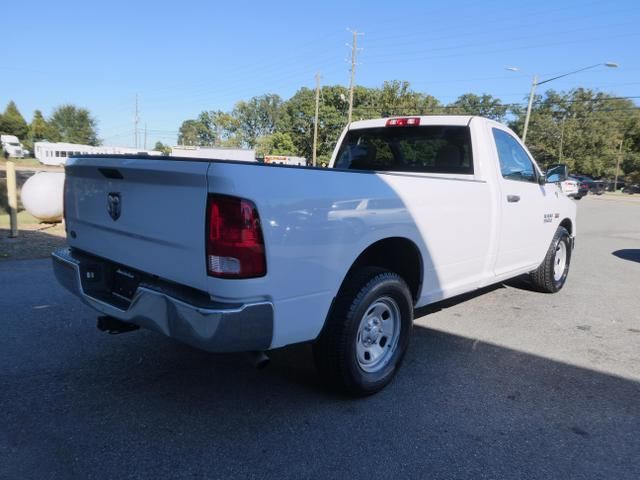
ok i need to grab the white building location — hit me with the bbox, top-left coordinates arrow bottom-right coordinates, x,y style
170,146 -> 256,162
35,142 -> 161,166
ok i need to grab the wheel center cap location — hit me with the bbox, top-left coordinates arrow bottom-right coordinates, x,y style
362,318 -> 382,345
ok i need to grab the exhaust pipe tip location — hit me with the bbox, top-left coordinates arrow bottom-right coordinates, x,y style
248,351 -> 270,369
97,315 -> 140,335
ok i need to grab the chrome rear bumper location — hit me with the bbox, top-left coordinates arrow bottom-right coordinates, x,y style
52,248 -> 273,352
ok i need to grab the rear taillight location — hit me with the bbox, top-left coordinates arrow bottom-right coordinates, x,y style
206,194 -> 266,278
386,117 -> 421,127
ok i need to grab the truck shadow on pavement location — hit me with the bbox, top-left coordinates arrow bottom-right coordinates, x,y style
4,301 -> 639,479
612,249 -> 640,263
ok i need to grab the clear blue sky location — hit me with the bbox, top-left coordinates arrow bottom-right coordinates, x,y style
2,0 -> 638,148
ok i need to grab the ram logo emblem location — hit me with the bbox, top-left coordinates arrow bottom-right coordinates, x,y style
107,192 -> 122,221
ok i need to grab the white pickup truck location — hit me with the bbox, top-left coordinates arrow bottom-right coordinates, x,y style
53,115 -> 576,395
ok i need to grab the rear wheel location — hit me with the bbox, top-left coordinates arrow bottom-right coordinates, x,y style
313,267 -> 413,396
530,226 -> 572,293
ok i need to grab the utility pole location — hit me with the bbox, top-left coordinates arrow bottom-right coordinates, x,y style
134,94 -> 139,148
614,137 -> 624,192
347,29 -> 363,125
144,123 -> 148,150
558,117 -> 565,162
312,72 -> 321,167
6,161 -> 18,238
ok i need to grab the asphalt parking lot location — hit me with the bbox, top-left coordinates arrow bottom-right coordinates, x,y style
1,196 -> 639,479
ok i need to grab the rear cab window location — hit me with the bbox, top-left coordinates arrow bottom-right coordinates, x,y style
334,125 -> 474,174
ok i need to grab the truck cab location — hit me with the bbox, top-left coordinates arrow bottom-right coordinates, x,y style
330,116 -> 575,292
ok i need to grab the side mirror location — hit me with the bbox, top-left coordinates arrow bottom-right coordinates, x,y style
545,163 -> 568,183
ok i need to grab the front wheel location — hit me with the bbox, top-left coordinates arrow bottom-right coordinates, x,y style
529,226 -> 572,293
313,267 -> 413,396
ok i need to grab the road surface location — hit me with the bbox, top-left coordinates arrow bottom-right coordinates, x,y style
1,196 -> 639,479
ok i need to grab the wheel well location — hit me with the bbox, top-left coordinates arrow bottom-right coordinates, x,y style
560,218 -> 572,235
343,237 -> 423,302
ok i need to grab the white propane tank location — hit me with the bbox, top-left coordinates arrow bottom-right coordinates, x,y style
20,172 -> 65,222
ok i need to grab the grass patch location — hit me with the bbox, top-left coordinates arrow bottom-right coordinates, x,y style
0,210 -> 42,227
0,157 -> 42,168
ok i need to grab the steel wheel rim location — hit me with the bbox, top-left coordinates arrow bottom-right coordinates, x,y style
553,241 -> 567,282
356,296 -> 401,373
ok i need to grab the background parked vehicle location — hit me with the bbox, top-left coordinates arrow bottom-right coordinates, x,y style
573,175 -> 605,195
569,176 -> 589,199
606,179 -> 626,191
560,177 -> 579,198
547,164 -> 579,198
0,134 -> 25,158
622,184 -> 640,194
591,180 -> 606,195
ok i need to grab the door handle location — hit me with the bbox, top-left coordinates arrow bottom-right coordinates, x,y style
507,195 -> 520,203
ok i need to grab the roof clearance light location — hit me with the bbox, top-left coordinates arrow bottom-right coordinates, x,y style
386,117 -> 421,127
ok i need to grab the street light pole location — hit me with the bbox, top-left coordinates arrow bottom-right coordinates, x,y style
510,63 -> 618,144
522,75 -> 538,144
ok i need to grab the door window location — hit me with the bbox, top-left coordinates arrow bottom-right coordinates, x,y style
492,128 -> 538,183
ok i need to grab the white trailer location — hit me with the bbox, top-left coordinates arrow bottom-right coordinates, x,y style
263,155 -> 307,166
171,146 -> 256,162
35,142 -> 161,166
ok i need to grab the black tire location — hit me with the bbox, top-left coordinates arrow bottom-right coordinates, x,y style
313,267 -> 413,396
574,195 -> 582,201
529,226 -> 572,293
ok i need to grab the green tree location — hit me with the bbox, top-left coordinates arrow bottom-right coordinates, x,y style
233,94 -> 283,147
30,110 -> 53,143
369,80 -> 440,118
280,87 -> 324,160
521,89 -> 640,176
153,141 -> 172,155
177,111 -> 241,146
209,110 -> 240,144
174,81 -> 640,177
0,101 -> 29,139
450,93 -> 507,121
177,119 -> 200,146
49,105 -> 100,145
255,132 -> 298,157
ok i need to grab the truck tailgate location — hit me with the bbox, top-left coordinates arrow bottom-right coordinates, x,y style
64,157 -> 210,292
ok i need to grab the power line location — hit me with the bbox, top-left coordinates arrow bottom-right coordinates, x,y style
362,31 -> 640,67
363,0 -> 616,42
362,22 -> 636,62
365,5 -> 636,48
